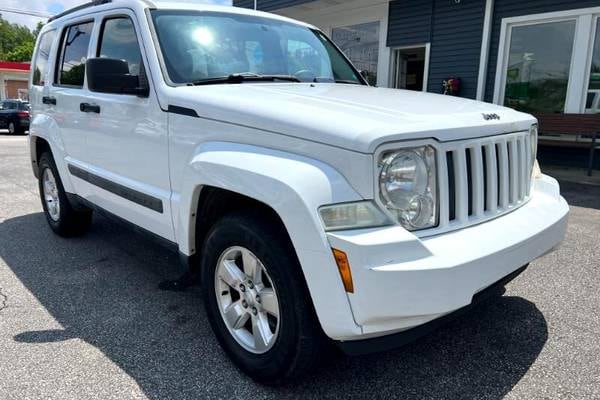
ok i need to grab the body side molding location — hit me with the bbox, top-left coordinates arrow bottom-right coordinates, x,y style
68,164 -> 164,213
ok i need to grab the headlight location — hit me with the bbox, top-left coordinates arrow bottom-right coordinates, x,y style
378,146 -> 437,230
319,201 -> 392,231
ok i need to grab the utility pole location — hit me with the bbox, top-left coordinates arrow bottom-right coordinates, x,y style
254,0 -> 257,10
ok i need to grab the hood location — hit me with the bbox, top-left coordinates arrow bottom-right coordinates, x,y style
167,83 -> 536,153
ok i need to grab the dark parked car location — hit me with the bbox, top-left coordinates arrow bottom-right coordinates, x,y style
0,99 -> 30,134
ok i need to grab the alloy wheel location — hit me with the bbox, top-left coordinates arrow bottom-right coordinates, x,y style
214,246 -> 280,354
42,167 -> 61,221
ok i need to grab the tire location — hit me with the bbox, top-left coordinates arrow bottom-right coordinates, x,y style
38,152 -> 93,236
201,211 -> 324,384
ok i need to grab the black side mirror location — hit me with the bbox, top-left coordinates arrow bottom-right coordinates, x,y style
86,58 -> 149,97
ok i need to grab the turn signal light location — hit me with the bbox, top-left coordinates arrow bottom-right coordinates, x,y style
332,248 -> 354,293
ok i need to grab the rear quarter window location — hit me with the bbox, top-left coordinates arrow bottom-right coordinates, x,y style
32,30 -> 56,86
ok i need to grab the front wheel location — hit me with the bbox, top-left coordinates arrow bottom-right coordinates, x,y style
201,211 -> 324,384
38,152 -> 93,236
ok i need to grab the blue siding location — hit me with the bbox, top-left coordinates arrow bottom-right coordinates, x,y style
387,0 -> 433,47
427,0 -> 486,98
388,0 -> 486,98
484,0 -> 600,102
233,0 -> 316,11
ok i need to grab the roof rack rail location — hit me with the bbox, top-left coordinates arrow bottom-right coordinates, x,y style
48,0 -> 112,22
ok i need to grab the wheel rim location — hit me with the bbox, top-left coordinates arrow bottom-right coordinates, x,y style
8,122 -> 15,134
42,168 -> 60,222
214,246 -> 280,354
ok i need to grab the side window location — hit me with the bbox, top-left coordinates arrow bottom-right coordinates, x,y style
3,101 -> 17,110
98,17 -> 142,76
32,30 -> 56,86
56,21 -> 94,87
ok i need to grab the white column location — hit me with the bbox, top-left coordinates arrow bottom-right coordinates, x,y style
476,0 -> 494,101
0,73 -> 6,100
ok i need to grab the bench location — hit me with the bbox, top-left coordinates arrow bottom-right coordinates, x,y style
535,113 -> 600,176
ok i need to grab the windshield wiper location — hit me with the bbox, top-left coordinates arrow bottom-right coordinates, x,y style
189,73 -> 301,86
334,79 -> 362,85
312,76 -> 363,85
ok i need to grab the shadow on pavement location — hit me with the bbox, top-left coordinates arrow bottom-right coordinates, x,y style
558,180 -> 600,210
1,212 -> 548,399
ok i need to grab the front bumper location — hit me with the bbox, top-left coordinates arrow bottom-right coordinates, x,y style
327,174 -> 568,342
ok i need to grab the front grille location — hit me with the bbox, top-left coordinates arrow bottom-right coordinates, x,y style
437,131 -> 532,231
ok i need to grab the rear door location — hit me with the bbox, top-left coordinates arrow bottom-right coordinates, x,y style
81,10 -> 173,241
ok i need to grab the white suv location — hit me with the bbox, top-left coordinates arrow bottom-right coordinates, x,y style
29,0 -> 568,384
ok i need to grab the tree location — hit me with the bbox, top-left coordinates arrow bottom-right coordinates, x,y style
0,14 -> 42,62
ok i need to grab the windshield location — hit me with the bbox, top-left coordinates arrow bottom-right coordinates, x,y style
150,10 -> 364,85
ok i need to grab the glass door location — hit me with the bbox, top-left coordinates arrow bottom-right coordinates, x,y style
393,46 -> 428,91
331,21 -> 380,85
503,20 -> 576,114
585,18 -> 600,114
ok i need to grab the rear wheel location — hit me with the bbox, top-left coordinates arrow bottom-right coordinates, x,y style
38,152 -> 93,236
201,211 -> 324,384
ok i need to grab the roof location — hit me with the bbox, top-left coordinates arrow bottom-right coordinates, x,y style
46,0 -> 312,29
0,61 -> 30,72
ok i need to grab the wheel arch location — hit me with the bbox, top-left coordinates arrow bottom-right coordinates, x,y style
175,142 -> 364,339
30,135 -> 52,179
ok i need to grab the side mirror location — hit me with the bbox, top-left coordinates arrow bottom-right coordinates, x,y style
86,58 -> 149,97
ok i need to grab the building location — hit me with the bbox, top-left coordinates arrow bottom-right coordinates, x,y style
0,61 -> 30,100
233,0 -> 600,170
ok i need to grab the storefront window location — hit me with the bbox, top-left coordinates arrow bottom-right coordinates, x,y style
585,19 -> 600,114
504,20 -> 576,114
331,21 -> 379,85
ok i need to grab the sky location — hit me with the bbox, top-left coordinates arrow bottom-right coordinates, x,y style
1,0 -> 233,30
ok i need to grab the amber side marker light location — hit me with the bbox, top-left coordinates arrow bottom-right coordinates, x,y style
332,248 -> 354,293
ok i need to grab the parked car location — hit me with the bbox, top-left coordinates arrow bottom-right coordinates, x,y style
0,99 -> 30,134
29,0 -> 568,384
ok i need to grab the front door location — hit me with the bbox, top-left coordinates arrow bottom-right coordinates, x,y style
82,12 -> 173,241
393,46 -> 427,91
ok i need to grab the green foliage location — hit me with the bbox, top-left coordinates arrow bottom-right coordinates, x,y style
0,15 -> 43,62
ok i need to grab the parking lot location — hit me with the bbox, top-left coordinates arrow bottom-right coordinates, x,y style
0,133 -> 599,399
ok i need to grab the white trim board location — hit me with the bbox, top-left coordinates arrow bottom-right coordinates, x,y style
476,0 -> 494,101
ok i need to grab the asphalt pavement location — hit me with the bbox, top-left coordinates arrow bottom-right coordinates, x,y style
0,133 -> 599,399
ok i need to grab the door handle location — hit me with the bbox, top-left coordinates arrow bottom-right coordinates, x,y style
80,103 -> 100,113
42,96 -> 56,105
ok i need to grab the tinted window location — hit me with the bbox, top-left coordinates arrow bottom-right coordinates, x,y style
57,21 -> 94,87
150,11 -> 361,85
503,20 -> 575,114
2,101 -> 17,110
98,17 -> 142,75
32,30 -> 56,86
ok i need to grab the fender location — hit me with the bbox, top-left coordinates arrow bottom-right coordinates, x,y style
175,142 -> 364,339
29,115 -> 75,193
